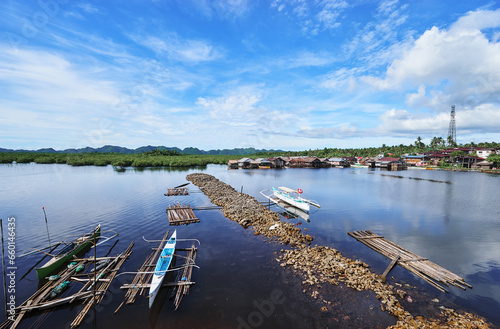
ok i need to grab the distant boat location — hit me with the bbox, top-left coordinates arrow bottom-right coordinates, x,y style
35,224 -> 101,279
149,230 -> 177,308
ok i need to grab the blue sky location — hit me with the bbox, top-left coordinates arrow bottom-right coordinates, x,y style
1,0 -> 500,151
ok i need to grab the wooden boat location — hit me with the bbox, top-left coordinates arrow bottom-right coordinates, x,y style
35,224 -> 101,279
272,187 -> 310,212
149,230 -> 177,308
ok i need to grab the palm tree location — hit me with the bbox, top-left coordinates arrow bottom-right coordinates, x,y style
447,135 -> 457,147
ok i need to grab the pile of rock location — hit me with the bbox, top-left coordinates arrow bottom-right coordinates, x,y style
278,246 -> 489,327
278,246 -> 405,316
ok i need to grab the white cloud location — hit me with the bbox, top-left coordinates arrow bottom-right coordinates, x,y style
375,103 -> 500,138
0,45 -> 179,149
297,124 -> 359,139
451,8 -> 500,32
186,0 -> 250,18
364,8 -> 500,110
131,33 -> 223,63
77,3 -> 100,14
196,85 -> 263,124
194,85 -> 304,148
376,108 -> 450,136
344,0 -> 409,63
277,50 -> 337,68
270,0 -> 349,34
0,47 -> 120,106
320,67 -> 360,91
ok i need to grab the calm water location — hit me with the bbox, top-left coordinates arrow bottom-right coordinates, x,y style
0,164 -> 499,328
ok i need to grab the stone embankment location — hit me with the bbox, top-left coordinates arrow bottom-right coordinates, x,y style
186,173 -> 490,329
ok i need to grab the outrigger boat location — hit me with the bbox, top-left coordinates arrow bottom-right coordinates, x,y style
34,224 -> 101,279
274,187 -> 309,211
261,187 -> 320,216
149,230 -> 177,308
272,187 -> 320,212
260,189 -> 310,221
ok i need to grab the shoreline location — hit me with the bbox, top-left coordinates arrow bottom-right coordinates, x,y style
186,173 -> 492,329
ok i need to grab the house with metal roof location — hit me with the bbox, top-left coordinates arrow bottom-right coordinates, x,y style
238,158 -> 253,168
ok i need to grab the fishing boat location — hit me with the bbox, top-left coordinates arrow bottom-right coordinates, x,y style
261,187 -> 320,213
260,189 -> 310,221
35,224 -> 101,279
149,230 -> 177,308
272,187 -> 310,212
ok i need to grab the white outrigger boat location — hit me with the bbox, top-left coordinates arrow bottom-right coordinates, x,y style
261,187 -> 320,215
149,230 -> 177,308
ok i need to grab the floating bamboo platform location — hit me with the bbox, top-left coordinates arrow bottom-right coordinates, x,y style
0,242 -> 134,329
171,243 -> 198,310
115,230 -> 170,310
348,230 -> 472,293
166,203 -> 199,225
70,241 -> 134,328
115,231 -> 197,312
165,188 -> 189,196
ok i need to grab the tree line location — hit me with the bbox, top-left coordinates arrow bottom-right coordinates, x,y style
1,138 -> 499,168
0,152 -> 233,167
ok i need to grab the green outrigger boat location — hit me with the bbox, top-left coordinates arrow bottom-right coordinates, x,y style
35,224 -> 101,279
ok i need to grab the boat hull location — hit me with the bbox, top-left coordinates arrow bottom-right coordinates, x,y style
149,230 -> 177,308
36,225 -> 101,279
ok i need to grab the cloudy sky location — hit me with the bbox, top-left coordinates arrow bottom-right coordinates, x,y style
1,0 -> 500,151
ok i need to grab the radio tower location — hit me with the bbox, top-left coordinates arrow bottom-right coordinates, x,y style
447,105 -> 456,146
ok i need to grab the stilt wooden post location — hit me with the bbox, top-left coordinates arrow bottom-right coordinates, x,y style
381,255 -> 400,283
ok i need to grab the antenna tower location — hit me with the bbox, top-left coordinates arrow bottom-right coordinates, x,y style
447,105 -> 456,146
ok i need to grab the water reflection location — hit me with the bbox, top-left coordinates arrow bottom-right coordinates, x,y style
1,164 -> 499,327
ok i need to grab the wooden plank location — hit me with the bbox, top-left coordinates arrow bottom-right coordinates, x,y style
356,235 -> 385,239
381,255 -> 400,283
348,230 -> 471,292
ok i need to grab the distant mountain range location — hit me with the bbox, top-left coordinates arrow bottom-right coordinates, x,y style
0,145 -> 283,156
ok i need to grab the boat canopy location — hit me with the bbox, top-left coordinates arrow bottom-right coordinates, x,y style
278,186 -> 297,193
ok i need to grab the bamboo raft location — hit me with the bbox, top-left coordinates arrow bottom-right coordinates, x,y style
116,231 -> 197,312
70,241 -> 134,328
115,230 -> 170,310
0,242 -> 134,329
348,230 -> 472,293
171,243 -> 198,310
165,188 -> 189,196
166,203 -> 199,225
